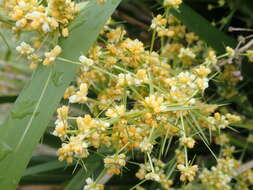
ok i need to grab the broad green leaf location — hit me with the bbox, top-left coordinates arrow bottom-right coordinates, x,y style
0,0 -> 121,189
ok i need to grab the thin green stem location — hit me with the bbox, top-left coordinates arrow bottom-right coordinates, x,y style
180,113 -> 188,167
147,153 -> 155,173
94,168 -> 107,184
150,31 -> 156,54
129,180 -> 147,190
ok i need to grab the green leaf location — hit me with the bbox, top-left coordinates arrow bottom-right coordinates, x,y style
0,96 -> 17,104
41,132 -> 61,148
64,156 -> 103,190
21,174 -> 71,185
64,170 -> 86,190
231,120 -> 253,130
24,160 -> 72,177
171,4 -> 237,54
0,1 -> 121,189
228,134 -> 253,152
170,4 -> 253,80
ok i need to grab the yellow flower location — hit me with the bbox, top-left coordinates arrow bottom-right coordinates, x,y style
164,0 -> 183,8
205,50 -> 217,64
179,48 -> 196,59
69,83 -> 89,103
136,69 -> 149,84
194,65 -> 211,77
47,0 -> 79,25
139,137 -> 153,153
151,15 -> 167,30
226,46 -> 235,58
76,115 -> 95,133
62,28 -> 69,37
246,50 -> 253,62
179,137 -> 196,149
43,45 -> 62,65
225,113 -> 241,122
106,27 -> 126,42
16,42 -> 34,55
120,38 -> 144,54
64,86 -> 75,99
186,32 -> 199,44
177,164 -> 198,182
83,178 -> 104,190
142,94 -> 165,113
104,154 -> 126,175
105,105 -> 126,118
57,105 -> 69,121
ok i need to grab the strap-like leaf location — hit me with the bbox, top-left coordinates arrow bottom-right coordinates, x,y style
0,1 -> 121,189
24,160 -> 72,177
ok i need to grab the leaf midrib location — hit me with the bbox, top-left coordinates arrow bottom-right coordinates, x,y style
15,70 -> 53,152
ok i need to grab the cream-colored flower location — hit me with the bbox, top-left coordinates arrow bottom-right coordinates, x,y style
105,105 -> 126,118
43,45 -> 62,65
69,83 -> 89,103
16,42 -> 34,55
177,164 -> 198,182
164,0 -> 182,8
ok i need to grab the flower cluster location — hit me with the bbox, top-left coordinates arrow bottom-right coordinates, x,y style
136,159 -> 173,189
43,45 -> 62,66
51,4 -> 245,190
177,164 -> 198,182
2,0 -> 251,189
200,157 -> 239,190
83,178 -> 104,190
53,106 -> 69,140
104,153 -> 126,175
163,0 -> 182,8
2,0 -> 79,69
207,112 -> 241,130
4,0 -> 78,33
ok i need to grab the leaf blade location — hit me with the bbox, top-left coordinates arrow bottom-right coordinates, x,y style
0,1 -> 121,189
24,160 -> 71,177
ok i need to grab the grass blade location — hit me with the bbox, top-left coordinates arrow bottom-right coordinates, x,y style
0,1 -> 121,189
